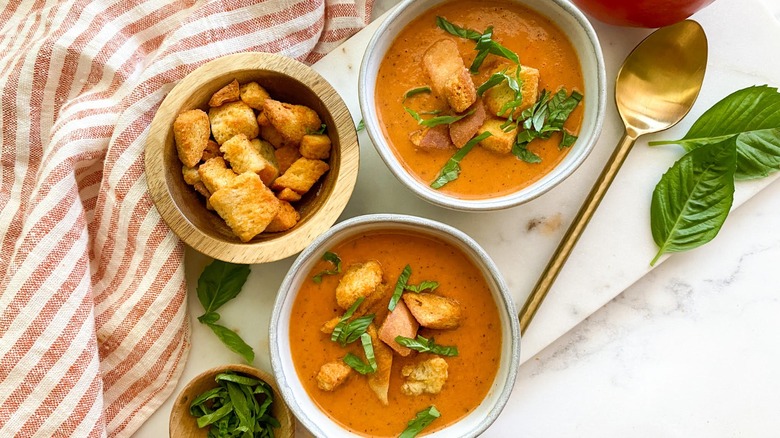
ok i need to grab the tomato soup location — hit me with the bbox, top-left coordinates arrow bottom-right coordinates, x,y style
375,0 -> 585,199
289,232 -> 502,436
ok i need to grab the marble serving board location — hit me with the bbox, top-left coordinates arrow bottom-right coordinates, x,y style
136,0 -> 780,435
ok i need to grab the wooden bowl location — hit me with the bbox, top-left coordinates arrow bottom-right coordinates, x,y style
145,52 -> 359,263
169,364 -> 294,438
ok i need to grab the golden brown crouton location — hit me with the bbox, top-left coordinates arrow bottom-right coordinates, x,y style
192,181 -> 211,199
182,165 -> 200,185
274,146 -> 302,173
260,124 -> 295,149
208,79 -> 240,107
316,361 -> 352,392
198,157 -> 238,193
263,99 -> 322,146
239,81 -> 271,110
173,109 -> 210,167
483,64 -> 540,119
201,139 -> 221,162
402,293 -> 462,330
271,157 -> 329,195
378,300 -> 419,356
265,200 -> 299,232
250,138 -> 280,185
277,187 -> 302,203
450,100 -> 487,148
422,39 -> 476,113
320,317 -> 341,334
409,125 -> 454,150
335,261 -> 384,310
209,101 -> 259,145
401,357 -> 448,396
477,118 -> 517,154
220,134 -> 266,174
299,134 -> 332,159
209,172 -> 280,242
367,324 -> 393,405
257,111 -> 270,127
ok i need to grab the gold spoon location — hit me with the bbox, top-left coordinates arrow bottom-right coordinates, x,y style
519,20 -> 708,334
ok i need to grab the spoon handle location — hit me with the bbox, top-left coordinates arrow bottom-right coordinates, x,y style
519,130 -> 638,334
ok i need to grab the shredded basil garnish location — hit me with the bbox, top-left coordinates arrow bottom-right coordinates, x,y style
312,251 -> 342,283
430,131 -> 492,189
399,406 -> 441,438
394,335 -> 459,357
405,106 -> 475,128
403,86 -> 432,102
405,280 -> 439,293
330,297 -> 364,343
387,265 -> 412,311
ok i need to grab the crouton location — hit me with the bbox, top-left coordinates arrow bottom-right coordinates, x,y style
209,101 -> 259,145
219,134 -> 278,186
209,172 -> 280,242
408,125 -> 454,150
265,200 -> 299,232
367,324 -> 393,405
277,187 -> 302,202
378,300 -> 419,356
263,99 -> 322,146
182,165 -> 200,185
422,39 -> 476,113
271,157 -> 329,195
173,109 -> 210,167
198,157 -> 237,193
192,181 -> 210,199
316,361 -> 352,392
401,357 -> 448,396
201,139 -> 221,162
274,146 -> 302,173
483,64 -> 540,119
402,293 -> 462,330
450,100 -> 487,147
209,79 -> 240,107
250,138 -> 280,185
257,111 -> 270,127
299,134 -> 332,159
239,81 -> 270,110
260,124 -> 295,149
320,317 -> 341,334
335,261 -> 384,310
477,118 -> 517,154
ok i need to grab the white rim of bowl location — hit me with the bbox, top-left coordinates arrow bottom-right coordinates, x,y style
358,0 -> 607,211
269,213 -> 521,438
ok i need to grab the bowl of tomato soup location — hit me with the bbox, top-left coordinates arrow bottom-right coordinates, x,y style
269,214 -> 520,437
359,0 -> 606,210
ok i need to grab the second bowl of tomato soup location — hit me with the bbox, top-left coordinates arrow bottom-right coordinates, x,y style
359,0 -> 606,210
269,214 -> 520,437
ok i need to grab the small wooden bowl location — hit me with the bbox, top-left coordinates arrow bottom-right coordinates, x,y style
145,52 -> 359,263
169,364 -> 294,438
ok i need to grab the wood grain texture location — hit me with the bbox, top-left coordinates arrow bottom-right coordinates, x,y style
145,52 -> 359,263
169,364 -> 294,438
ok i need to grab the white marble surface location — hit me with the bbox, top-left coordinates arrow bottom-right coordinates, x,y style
136,0 -> 780,436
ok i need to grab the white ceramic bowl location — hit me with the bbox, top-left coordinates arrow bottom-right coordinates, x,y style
358,0 -> 606,211
269,214 -> 520,437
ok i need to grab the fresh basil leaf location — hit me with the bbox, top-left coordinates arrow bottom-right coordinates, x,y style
403,86 -> 432,102
190,387 -> 224,415
312,251 -> 341,283
399,406 -> 441,438
215,373 -> 262,387
356,119 -> 365,132
336,314 -> 375,346
650,137 -> 737,266
649,85 -> 780,180
343,353 -> 375,375
420,109 -> 442,115
477,71 -> 510,96
405,106 -> 424,123
388,264 -> 412,311
547,89 -> 582,130
561,131 -> 578,148
405,280 -> 439,293
196,400 -> 234,428
405,107 -> 475,128
205,322 -> 255,363
198,311 -> 220,324
395,335 -> 459,357
331,297 -> 365,343
431,131 -> 492,189
197,260 -> 250,313
360,332 -> 378,372
470,26 -> 519,73
435,16 -> 481,41
226,382 -> 252,433
307,124 -> 327,135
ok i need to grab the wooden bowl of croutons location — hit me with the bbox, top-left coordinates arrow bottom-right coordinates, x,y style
145,52 -> 359,263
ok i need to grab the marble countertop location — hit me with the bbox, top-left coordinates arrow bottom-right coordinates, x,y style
136,1 -> 780,436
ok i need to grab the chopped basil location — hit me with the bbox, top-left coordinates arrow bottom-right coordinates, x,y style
405,106 -> 475,128
511,88 -> 582,161
312,251 -> 342,283
399,406 -> 441,438
430,131 -> 492,189
394,335 -> 459,357
331,297 -> 364,343
333,314 -> 375,346
470,26 -> 519,73
435,16 -> 481,41
388,265 -> 412,311
343,352 -> 374,374
403,86 -> 432,102
308,123 -> 327,135
405,280 -> 439,293
356,119 -> 365,132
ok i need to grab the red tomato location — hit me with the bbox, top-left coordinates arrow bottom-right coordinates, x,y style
570,0 -> 716,28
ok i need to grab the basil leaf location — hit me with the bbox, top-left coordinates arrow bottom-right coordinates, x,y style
470,26 -> 519,73
650,137 -> 737,266
649,85 -> 780,180
356,119 -> 365,132
196,400 -> 234,428
337,314 -> 375,346
205,322 -> 255,363
308,124 -> 327,135
405,106 -> 475,128
435,16 -> 481,41
395,335 -> 459,357
331,297 -> 364,343
215,373 -> 262,387
399,406 -> 441,438
388,264 -> 412,311
189,387 -> 224,415
561,131 -> 578,148
360,332 -> 378,372
403,86 -> 432,102
547,89 -> 582,130
312,251 -> 341,283
431,131 -> 492,189
405,280 -> 439,293
197,260 -> 250,313
477,71 -> 510,96
198,311 -> 220,324
226,382 -> 252,433
343,353 -> 375,375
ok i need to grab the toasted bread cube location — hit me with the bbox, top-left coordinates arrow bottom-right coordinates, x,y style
483,64 -> 540,119
209,172 -> 280,242
250,139 -> 280,183
402,293 -> 462,330
401,357 -> 448,396
257,111 -> 270,127
201,139 -> 221,162
423,39 -> 476,113
378,300 -> 419,357
263,99 -> 322,146
182,165 -> 200,185
274,146 -> 302,174
173,109 -> 210,167
316,361 -> 352,392
321,317 -> 341,334
277,187 -> 302,202
450,100 -> 487,148
271,158 -> 329,195
198,157 -> 237,193
335,261 -> 383,310
408,125 -> 453,150
265,200 -> 299,232
208,79 -> 240,107
209,101 -> 259,145
477,118 -> 517,154
192,181 -> 210,199
220,134 -> 264,173
239,81 -> 270,110
260,124 -> 295,149
367,324 -> 393,405
300,134 -> 332,159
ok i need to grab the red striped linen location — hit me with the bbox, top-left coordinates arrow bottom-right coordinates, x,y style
0,0 -> 373,436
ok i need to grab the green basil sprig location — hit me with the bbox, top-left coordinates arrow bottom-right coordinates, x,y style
403,86 -> 432,102
312,251 -> 341,283
436,16 -> 519,73
399,406 -> 441,438
196,260 -> 254,363
405,280 -> 439,293
388,265 -> 412,311
330,297 -> 375,346
511,88 -> 582,163
405,106 -> 475,128
343,332 -> 378,375
431,131 -> 492,188
395,335 -> 459,357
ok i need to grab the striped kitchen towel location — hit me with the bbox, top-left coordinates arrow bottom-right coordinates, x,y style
0,0 -> 373,436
